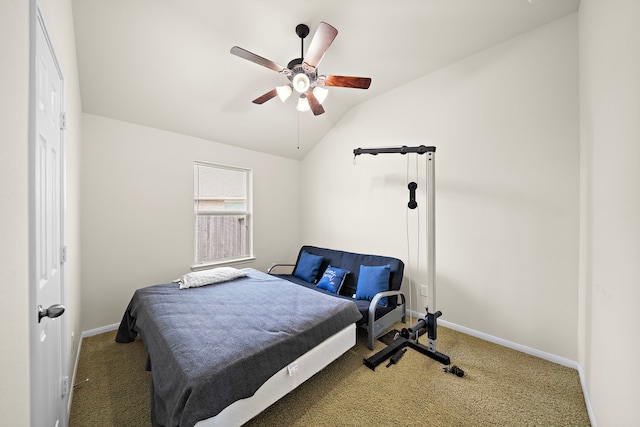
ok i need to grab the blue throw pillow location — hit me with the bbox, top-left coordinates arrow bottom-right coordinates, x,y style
316,265 -> 349,294
355,264 -> 391,306
293,251 -> 324,283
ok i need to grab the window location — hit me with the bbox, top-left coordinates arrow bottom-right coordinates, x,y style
193,162 -> 252,267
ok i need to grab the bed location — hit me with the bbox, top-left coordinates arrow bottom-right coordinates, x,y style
115,267 -> 362,427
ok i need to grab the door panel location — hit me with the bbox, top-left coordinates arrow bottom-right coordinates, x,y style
33,7 -> 65,427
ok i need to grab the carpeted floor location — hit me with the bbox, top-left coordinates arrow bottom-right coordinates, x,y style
69,322 -> 590,426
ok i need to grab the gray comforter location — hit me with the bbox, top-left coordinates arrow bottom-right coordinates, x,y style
115,268 -> 361,427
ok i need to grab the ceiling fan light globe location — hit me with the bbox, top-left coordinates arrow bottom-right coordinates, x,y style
276,85 -> 292,102
297,95 -> 310,112
313,86 -> 329,104
292,73 -> 310,93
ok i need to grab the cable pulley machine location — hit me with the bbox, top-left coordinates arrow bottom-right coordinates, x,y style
353,145 -> 450,369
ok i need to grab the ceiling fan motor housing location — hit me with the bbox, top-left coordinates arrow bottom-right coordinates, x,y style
290,64 -> 317,93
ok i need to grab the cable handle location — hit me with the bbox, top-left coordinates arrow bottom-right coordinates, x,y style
408,182 -> 417,209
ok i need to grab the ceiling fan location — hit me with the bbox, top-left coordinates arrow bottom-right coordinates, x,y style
230,22 -> 371,116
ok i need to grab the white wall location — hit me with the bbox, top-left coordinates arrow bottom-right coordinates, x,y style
579,1 -> 640,426
80,114 -> 302,331
302,16 -> 580,360
0,1 -> 31,424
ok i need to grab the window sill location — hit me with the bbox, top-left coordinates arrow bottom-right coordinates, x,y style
191,256 -> 256,272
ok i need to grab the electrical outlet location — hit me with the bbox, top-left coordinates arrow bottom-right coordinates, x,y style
420,285 -> 428,297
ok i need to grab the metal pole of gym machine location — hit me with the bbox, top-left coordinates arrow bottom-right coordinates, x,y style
425,149 -> 437,351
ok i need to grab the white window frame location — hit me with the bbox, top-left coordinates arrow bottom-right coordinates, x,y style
193,161 -> 254,270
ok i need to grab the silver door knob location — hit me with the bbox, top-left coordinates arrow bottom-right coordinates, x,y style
38,304 -> 65,323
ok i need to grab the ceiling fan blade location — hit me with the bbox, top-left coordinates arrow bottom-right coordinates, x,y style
252,88 -> 278,104
302,22 -> 338,70
321,75 -> 372,89
230,46 -> 289,75
306,92 -> 325,116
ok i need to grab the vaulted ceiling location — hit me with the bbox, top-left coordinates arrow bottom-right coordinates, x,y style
71,0 -> 580,160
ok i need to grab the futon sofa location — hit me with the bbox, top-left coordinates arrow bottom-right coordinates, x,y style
268,245 -> 406,349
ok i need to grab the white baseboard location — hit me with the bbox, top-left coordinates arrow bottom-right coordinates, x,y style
406,309 -> 577,367
81,323 -> 119,338
577,364 -> 597,427
406,309 -> 596,427
67,336 -> 83,415
442,319 -> 578,368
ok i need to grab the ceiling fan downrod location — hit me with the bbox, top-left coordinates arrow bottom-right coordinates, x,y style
288,24 -> 309,70
296,24 -> 309,58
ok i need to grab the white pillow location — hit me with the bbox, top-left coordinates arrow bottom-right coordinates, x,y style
174,267 -> 248,289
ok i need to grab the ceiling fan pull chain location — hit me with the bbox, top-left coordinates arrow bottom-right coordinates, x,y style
297,111 -> 300,151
